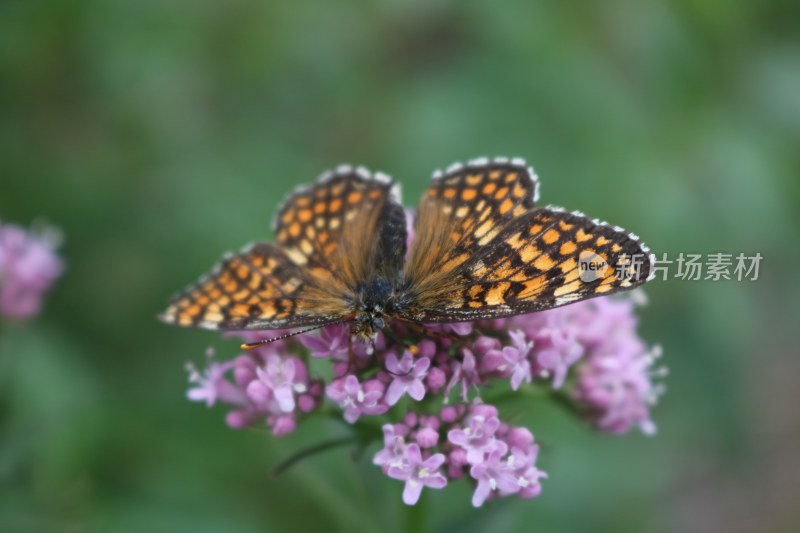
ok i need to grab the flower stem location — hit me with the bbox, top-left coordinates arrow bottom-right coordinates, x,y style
403,487 -> 427,533
269,436 -> 358,478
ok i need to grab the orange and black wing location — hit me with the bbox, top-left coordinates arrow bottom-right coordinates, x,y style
159,243 -> 342,330
401,158 -> 654,322
403,157 -> 539,313
161,165 -> 405,330
406,158 -> 538,280
272,164 -> 406,289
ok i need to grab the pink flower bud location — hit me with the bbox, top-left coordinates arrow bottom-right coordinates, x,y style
415,427 -> 439,448
426,367 -> 447,391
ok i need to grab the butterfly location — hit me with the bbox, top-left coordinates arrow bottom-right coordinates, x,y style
160,157 -> 655,343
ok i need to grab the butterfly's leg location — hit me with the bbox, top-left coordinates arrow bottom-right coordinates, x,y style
346,332 -> 356,374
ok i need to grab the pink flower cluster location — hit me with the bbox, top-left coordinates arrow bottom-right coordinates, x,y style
185,292 -> 663,507
374,404 -> 546,506
187,335 -> 325,436
0,221 -> 63,321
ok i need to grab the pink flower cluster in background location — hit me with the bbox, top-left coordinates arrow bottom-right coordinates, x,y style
0,221 -> 63,321
186,292 -> 664,507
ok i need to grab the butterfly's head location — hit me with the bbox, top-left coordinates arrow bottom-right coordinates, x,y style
351,311 -> 385,339
351,277 -> 394,339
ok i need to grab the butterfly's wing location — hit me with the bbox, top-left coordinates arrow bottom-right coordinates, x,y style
401,158 -> 654,322
160,243 -> 338,329
161,165 -> 405,330
403,158 -> 540,310
273,165 -> 406,286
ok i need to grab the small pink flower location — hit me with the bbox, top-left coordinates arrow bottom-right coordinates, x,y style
509,445 -> 547,499
532,326 -> 584,389
384,351 -> 431,406
387,443 -> 447,505
326,375 -> 387,423
447,408 -> 505,465
253,354 -> 308,413
186,353 -> 246,407
300,323 -> 350,359
469,447 -> 520,507
0,222 -> 63,321
445,348 -> 480,401
374,424 -> 408,470
484,330 -> 533,390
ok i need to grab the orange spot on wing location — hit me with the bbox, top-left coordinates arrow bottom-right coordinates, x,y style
247,272 -> 262,290
259,302 -> 277,317
534,255 -> 555,271
203,311 -> 223,322
232,303 -> 250,316
485,282 -> 510,305
461,188 -> 477,201
542,229 -> 560,244
475,220 -> 495,239
576,229 -> 592,242
519,244 -> 540,263
560,241 -> 577,255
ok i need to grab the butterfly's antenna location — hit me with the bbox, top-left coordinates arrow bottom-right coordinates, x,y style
240,319 -> 349,351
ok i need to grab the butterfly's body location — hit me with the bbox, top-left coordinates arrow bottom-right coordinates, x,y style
160,158 -> 655,340
350,276 -> 397,338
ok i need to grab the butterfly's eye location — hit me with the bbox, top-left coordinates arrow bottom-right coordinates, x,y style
372,316 -> 385,330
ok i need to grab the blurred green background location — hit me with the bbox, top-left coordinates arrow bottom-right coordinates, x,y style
1,1 -> 798,532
